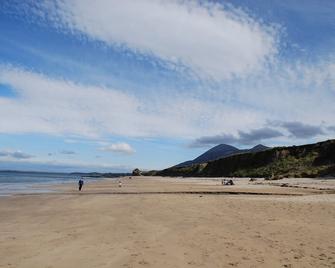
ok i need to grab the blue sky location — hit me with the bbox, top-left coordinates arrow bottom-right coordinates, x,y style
0,0 -> 335,172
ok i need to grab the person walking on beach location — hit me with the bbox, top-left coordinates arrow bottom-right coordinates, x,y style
78,178 -> 84,191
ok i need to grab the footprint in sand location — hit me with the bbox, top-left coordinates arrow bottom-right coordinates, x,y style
319,253 -> 327,260
138,260 -> 149,265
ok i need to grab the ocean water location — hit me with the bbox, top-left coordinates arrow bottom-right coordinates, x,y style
0,171 -> 91,196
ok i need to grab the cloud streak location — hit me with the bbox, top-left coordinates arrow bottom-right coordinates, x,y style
0,65 -> 266,139
270,121 -> 325,139
192,120 -> 335,147
191,127 -> 283,147
0,150 -> 34,159
0,64 -> 335,146
12,0 -> 279,80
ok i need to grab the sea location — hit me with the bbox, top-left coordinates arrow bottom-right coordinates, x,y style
0,171 -> 99,196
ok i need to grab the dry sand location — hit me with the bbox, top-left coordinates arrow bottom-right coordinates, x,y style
1,176 -> 335,268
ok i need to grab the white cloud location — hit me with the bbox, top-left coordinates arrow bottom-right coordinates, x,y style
232,59 -> 335,125
20,0 -> 278,80
0,65 -> 139,138
0,61 -> 335,146
0,65 -> 265,139
100,142 -> 135,155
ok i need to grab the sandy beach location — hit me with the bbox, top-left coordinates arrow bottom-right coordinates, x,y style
1,176 -> 335,268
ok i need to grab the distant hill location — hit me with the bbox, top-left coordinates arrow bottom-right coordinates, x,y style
247,144 -> 269,153
174,144 -> 269,168
156,139 -> 335,178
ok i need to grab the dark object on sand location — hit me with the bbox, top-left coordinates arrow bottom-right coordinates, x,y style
222,179 -> 234,186
265,174 -> 284,180
227,179 -> 234,185
132,168 -> 142,176
78,179 -> 84,191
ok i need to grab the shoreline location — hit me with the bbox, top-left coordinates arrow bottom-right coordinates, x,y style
3,175 -> 335,197
29,176 -> 335,196
0,176 -> 118,197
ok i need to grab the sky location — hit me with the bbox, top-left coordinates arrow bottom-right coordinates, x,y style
0,0 -> 335,172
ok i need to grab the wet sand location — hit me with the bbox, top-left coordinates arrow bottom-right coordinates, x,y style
1,176 -> 335,267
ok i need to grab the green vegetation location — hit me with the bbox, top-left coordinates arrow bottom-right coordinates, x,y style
155,139 -> 335,178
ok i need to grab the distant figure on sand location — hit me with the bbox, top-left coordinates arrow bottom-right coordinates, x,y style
118,180 -> 122,187
222,179 -> 234,186
227,179 -> 234,185
78,179 -> 84,191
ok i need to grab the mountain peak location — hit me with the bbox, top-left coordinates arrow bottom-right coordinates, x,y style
250,144 -> 269,152
174,143 -> 270,168
207,144 -> 239,152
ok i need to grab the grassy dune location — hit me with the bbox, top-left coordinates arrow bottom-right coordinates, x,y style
155,139 -> 335,178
